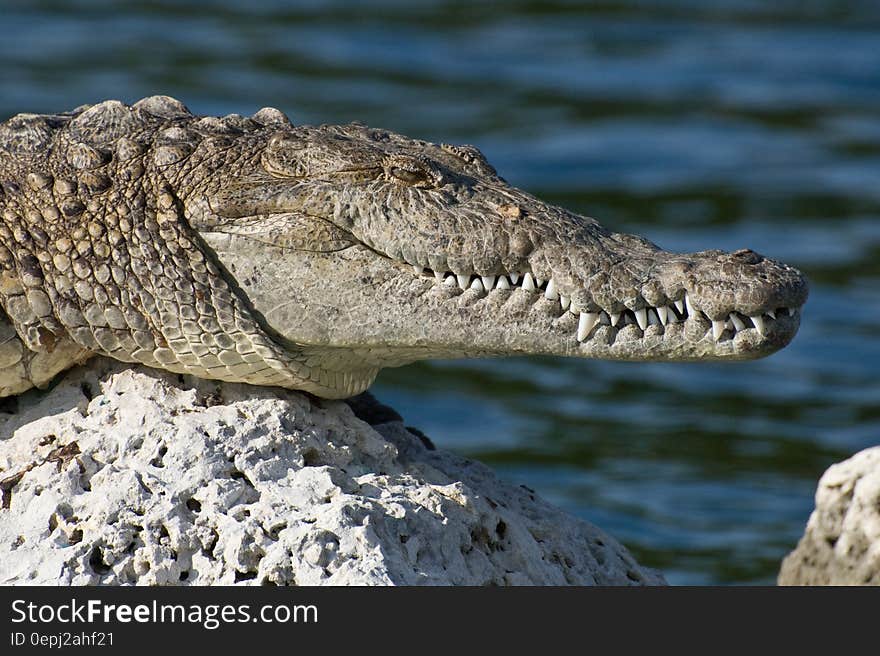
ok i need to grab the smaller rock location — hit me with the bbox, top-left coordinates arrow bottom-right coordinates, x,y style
779,447 -> 880,585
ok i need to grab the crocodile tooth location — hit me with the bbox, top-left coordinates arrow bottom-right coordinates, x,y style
576,312 -> 600,342
674,299 -> 685,315
443,275 -> 457,287
712,320 -> 725,341
412,265 -> 423,275
522,272 -> 536,291
730,313 -> 746,332
685,293 -> 696,318
610,312 -> 621,327
559,295 -> 571,311
656,306 -> 668,325
434,271 -> 444,283
481,275 -> 496,290
456,274 -> 470,290
634,308 -> 648,330
509,273 -> 520,284
648,308 -> 660,326
535,277 -> 544,288
751,314 -> 766,335
495,276 -> 511,290
470,278 -> 484,292
766,310 -> 776,320
544,279 -> 559,300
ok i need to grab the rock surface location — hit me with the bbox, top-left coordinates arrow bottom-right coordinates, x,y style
779,447 -> 880,585
0,358 -> 664,586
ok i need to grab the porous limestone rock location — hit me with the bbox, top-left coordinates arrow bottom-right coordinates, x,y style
0,358 -> 664,586
779,447 -> 880,585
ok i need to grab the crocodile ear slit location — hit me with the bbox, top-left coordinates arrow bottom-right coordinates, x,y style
208,181 -> 310,218
204,213 -> 356,253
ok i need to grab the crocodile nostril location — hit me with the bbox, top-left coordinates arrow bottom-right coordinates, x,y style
730,249 -> 762,264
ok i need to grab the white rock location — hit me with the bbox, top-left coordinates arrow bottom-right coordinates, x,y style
0,358 -> 664,586
779,447 -> 880,585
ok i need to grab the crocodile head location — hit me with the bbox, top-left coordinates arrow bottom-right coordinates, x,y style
180,111 -> 808,398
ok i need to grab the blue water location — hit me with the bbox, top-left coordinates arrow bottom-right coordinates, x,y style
2,0 -> 879,584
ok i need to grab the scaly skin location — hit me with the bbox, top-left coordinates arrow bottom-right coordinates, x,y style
0,97 -> 808,399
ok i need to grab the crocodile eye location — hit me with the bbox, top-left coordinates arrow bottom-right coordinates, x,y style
390,166 -> 429,185
384,154 -> 443,188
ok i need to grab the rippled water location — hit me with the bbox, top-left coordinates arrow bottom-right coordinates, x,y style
2,0 -> 879,584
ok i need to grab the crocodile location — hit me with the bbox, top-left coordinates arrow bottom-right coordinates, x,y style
0,96 -> 808,399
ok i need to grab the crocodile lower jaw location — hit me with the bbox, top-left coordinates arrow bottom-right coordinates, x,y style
415,266 -> 804,346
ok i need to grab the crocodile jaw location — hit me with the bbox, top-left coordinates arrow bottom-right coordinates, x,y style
202,231 -> 807,383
